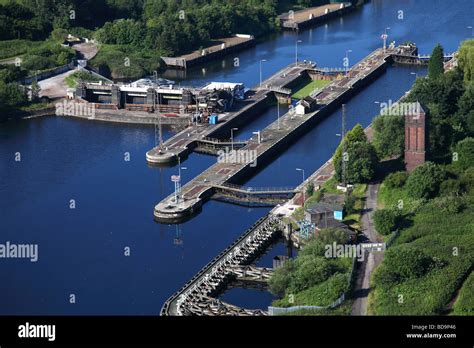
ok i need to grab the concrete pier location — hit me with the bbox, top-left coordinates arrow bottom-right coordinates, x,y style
154,47 -> 401,222
146,62 -> 314,165
279,2 -> 354,31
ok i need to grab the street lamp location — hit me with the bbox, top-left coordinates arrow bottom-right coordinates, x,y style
382,27 -> 391,52
277,102 -> 280,130
295,39 -> 303,66
468,26 -> 473,37
259,59 -> 267,87
253,131 -> 261,144
231,127 -> 238,151
296,168 -> 305,205
344,49 -> 352,77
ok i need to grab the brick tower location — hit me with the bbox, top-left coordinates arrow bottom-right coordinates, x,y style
404,102 -> 426,172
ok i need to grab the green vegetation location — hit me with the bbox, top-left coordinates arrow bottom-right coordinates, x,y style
279,301 -> 353,315
64,70 -> 107,88
405,162 -> 446,199
452,137 -> 474,171
292,79 -> 330,99
333,124 -> 378,184
269,228 -> 353,310
428,43 -> 444,79
1,0 -> 336,80
0,40 -> 44,60
405,42 -> 474,157
373,209 -> 399,236
452,273 -> 474,315
383,171 -> 408,189
372,113 -> 405,159
342,184 -> 366,230
458,39 -> 474,82
371,42 -> 474,315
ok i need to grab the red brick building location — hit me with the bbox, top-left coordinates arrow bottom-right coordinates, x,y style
405,102 -> 426,172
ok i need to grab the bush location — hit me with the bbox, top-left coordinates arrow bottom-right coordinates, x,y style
306,182 -> 315,197
289,256 -> 335,293
433,195 -> 465,214
268,260 -> 296,297
439,178 -> 463,196
344,193 -> 357,215
452,137 -> 474,171
22,55 -> 55,71
406,162 -> 446,199
374,209 -> 399,235
383,248 -> 434,281
384,171 -> 408,189
316,227 -> 349,246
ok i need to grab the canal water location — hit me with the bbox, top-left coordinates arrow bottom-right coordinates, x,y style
0,0 -> 472,314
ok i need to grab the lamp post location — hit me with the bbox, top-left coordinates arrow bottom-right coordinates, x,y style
295,39 -> 302,66
382,27 -> 390,53
259,59 -> 267,87
277,102 -> 280,130
231,127 -> 238,152
296,168 -> 305,205
344,49 -> 352,77
253,131 -> 261,144
468,26 -> 473,37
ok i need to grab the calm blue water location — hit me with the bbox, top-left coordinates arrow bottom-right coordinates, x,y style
0,0 -> 472,314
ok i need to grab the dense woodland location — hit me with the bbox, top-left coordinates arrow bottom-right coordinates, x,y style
0,0 -> 333,109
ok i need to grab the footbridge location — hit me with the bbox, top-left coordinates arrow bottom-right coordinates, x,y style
212,183 -> 297,206
160,215 -> 283,316
194,137 -> 248,155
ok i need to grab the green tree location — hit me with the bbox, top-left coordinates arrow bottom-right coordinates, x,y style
316,227 -> 349,246
334,124 -> 378,184
289,256 -> 335,292
373,209 -> 399,236
406,162 -> 446,199
457,83 -> 474,135
268,260 -> 295,297
306,182 -> 315,197
372,114 -> 405,158
457,39 -> 474,82
344,193 -> 357,215
453,137 -> 474,170
428,44 -> 444,79
30,80 -> 41,101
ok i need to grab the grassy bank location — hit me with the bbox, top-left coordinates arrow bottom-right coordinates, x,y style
371,167 -> 474,315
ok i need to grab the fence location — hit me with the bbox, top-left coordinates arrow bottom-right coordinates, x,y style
21,61 -> 75,85
268,256 -> 357,315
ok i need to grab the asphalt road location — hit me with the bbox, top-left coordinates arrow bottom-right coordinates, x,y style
352,183 -> 384,315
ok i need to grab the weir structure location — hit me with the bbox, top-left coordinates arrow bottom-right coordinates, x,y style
160,215 -> 283,316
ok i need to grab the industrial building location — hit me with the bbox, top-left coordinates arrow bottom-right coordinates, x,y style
75,80 -> 245,115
